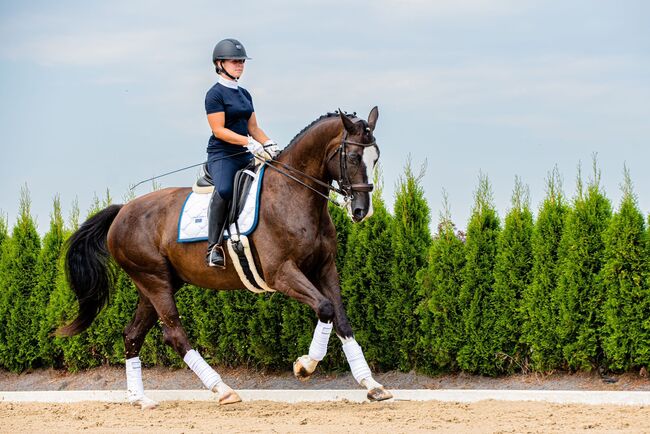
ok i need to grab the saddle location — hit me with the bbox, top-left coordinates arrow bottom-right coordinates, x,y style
192,161 -> 260,234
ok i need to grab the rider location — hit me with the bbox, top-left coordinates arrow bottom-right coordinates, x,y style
205,38 -> 278,268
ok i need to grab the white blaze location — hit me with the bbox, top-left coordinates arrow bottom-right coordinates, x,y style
361,145 -> 379,220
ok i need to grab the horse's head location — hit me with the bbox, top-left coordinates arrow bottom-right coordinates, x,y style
327,107 -> 380,223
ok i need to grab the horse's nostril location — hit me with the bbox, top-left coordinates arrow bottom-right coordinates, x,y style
353,208 -> 366,221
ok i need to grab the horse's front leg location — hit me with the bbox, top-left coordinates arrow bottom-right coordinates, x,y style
271,260 -> 338,381
318,259 -> 393,402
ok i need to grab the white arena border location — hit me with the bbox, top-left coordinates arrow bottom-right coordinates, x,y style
2,389 -> 650,406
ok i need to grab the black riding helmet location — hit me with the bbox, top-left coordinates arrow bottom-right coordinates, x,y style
212,38 -> 250,79
212,38 -> 251,62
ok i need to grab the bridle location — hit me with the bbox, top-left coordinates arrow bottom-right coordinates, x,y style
258,124 -> 378,207
326,129 -> 376,199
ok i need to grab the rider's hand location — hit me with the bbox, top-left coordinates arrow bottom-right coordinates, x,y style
246,136 -> 272,160
263,139 -> 280,158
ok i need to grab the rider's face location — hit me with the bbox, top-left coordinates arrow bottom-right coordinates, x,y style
221,59 -> 245,79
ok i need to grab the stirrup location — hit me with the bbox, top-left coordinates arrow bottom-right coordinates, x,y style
207,244 -> 226,269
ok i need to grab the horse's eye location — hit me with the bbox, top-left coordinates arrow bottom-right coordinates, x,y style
348,153 -> 361,165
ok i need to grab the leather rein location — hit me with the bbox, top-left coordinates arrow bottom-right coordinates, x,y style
255,131 -> 377,207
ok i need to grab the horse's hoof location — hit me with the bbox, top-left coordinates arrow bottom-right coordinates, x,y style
130,396 -> 159,410
367,387 -> 393,402
219,390 -> 242,405
292,357 -> 313,382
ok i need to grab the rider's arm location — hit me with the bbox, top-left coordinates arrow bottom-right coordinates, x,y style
247,112 -> 270,144
207,112 -> 248,146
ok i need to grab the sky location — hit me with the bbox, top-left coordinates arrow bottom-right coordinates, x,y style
1,0 -> 649,235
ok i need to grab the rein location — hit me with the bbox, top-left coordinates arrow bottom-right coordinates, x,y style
130,120 -> 377,209
130,150 -> 250,191
257,131 -> 377,207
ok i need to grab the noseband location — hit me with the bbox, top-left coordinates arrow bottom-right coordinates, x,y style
326,130 -> 377,201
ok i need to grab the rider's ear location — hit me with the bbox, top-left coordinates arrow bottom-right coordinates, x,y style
339,110 -> 357,134
367,106 -> 379,132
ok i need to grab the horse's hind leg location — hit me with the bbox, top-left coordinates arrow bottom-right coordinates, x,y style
130,271 -> 241,405
123,296 -> 159,409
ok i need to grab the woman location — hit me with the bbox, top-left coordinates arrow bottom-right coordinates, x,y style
205,38 -> 278,268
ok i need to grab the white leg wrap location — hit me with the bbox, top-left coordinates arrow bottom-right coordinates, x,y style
184,349 -> 227,394
308,320 -> 333,361
125,356 -> 145,401
341,338 -> 372,385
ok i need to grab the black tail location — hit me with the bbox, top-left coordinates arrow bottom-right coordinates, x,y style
57,204 -> 124,337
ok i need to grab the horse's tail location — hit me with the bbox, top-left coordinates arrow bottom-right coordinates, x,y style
56,204 -> 124,337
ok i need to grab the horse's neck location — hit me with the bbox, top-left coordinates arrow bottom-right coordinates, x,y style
280,120 -> 341,182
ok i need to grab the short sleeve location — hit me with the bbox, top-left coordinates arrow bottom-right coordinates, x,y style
205,88 -> 225,114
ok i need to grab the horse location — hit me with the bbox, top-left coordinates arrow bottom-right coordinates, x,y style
58,107 -> 392,408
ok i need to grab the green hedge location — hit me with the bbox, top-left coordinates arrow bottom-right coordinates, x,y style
1,160 -> 649,376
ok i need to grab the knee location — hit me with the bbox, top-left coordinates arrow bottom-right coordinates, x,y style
217,184 -> 233,201
317,300 -> 335,323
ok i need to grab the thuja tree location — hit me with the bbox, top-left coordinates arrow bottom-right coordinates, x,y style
329,199 -> 354,273
416,192 -> 465,373
341,170 -> 394,369
520,167 -> 568,371
192,286 -> 226,363
32,197 -> 66,367
600,167 -> 649,371
247,293 -> 287,368
385,160 -> 431,371
0,186 -> 42,372
486,177 -> 534,374
42,199 -> 78,368
55,194 -> 106,370
0,212 -> 7,256
457,174 -> 501,375
212,290 -> 259,366
555,160 -> 612,371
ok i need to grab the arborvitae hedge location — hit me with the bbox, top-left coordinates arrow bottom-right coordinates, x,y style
457,174 -> 501,375
600,168 -> 649,372
0,212 -> 7,255
342,177 -> 394,369
555,162 -> 612,370
33,197 -> 66,368
521,168 -> 568,371
416,193 -> 465,373
385,161 -> 431,371
487,177 -> 533,374
41,201 -> 78,368
3,161 -> 650,377
0,186 -> 42,372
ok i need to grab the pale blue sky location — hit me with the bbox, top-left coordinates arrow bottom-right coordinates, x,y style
1,0 -> 649,234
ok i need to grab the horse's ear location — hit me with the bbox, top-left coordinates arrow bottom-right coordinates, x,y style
367,106 -> 379,131
339,109 -> 357,134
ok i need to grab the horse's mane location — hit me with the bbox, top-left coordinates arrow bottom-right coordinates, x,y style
280,111 -> 357,155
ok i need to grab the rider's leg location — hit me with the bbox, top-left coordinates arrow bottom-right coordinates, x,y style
205,155 -> 240,268
206,189 -> 228,268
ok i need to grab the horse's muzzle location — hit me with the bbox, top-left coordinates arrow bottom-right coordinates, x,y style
352,206 -> 368,222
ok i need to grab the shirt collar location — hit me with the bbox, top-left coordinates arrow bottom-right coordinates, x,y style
217,76 -> 239,89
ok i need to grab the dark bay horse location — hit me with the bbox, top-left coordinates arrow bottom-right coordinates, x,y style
58,108 -> 392,408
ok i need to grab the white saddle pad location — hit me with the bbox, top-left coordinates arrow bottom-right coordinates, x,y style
177,166 -> 265,243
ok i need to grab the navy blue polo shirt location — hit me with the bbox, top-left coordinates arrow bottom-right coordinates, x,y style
205,80 -> 254,152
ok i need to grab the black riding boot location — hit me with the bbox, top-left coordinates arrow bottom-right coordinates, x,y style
206,190 -> 229,268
